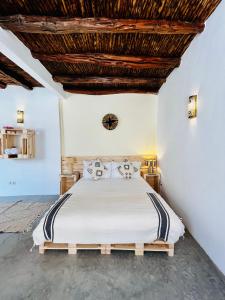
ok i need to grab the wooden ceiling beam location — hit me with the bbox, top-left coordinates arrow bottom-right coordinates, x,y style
0,15 -> 205,35
64,87 -> 159,95
0,66 -> 33,90
33,53 -> 180,69
53,75 -> 166,85
0,55 -> 11,64
0,81 -> 6,89
0,27 -> 67,98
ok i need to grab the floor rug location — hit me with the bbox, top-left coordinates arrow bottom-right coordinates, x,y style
0,201 -> 52,233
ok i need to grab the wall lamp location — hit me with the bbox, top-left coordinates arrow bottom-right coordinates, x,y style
17,110 -> 24,124
144,156 -> 157,174
188,95 -> 197,119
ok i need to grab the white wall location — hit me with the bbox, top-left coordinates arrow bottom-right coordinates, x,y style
0,86 -> 61,196
61,93 -> 157,156
157,1 -> 225,274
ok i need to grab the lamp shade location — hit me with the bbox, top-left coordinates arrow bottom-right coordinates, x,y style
188,95 -> 197,118
144,155 -> 157,174
17,110 -> 24,124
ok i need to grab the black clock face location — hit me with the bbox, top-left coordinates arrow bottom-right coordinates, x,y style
102,114 -> 118,130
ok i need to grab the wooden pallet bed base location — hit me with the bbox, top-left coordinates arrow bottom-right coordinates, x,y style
39,241 -> 174,256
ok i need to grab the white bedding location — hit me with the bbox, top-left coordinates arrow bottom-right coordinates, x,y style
33,177 -> 184,245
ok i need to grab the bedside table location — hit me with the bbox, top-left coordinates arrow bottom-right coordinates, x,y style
60,172 -> 80,195
144,173 -> 160,193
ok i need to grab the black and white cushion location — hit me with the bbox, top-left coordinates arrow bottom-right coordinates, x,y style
117,160 -> 134,179
87,159 -> 108,180
111,160 -> 141,179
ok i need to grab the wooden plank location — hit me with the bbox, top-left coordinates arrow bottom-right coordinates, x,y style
101,244 -> 111,255
53,75 -> 166,86
68,244 -> 77,255
135,243 -> 144,256
64,88 -> 159,95
0,15 -> 205,35
144,244 -> 168,250
76,244 -> 101,249
168,244 -> 174,257
111,244 -> 135,250
0,81 -> 6,89
39,244 -> 45,254
104,244 -> 111,255
44,242 -> 68,250
0,66 -> 33,90
33,53 -> 180,69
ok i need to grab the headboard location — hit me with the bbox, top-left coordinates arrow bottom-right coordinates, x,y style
61,155 -> 156,176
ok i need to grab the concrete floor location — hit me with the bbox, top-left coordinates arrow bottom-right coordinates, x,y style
0,195 -> 58,203
0,232 -> 224,300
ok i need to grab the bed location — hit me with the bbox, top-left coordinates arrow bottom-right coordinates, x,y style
33,176 -> 184,256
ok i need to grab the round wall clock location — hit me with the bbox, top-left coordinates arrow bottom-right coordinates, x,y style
102,114 -> 118,130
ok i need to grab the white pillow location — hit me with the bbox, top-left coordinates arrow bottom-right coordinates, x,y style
83,160 -> 111,179
131,161 -> 142,178
111,160 -> 141,179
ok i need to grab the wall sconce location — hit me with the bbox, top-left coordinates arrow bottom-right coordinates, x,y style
188,95 -> 197,119
17,110 -> 24,124
144,156 -> 157,174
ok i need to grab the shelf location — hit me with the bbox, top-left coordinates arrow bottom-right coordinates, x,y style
1,154 -> 32,159
0,128 -> 35,160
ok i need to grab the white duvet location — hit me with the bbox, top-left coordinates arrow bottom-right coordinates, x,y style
33,177 -> 184,245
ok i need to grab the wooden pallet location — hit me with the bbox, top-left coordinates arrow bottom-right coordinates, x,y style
61,155 -> 156,176
39,241 -> 174,256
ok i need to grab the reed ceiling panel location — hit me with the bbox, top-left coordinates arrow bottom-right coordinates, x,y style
0,0 -> 221,94
0,1 -> 221,21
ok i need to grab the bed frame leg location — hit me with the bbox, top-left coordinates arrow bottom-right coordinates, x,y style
105,244 -> 111,255
39,244 -> 45,254
135,243 -> 144,256
101,244 -> 111,255
168,244 -> 174,257
68,244 -> 77,255
101,244 -> 106,254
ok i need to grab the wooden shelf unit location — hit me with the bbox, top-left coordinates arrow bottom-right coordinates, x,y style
0,128 -> 35,159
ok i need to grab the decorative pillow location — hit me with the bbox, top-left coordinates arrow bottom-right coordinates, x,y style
87,160 -> 108,180
111,160 -> 141,179
131,161 -> 142,178
83,160 -> 93,179
118,160 -> 134,179
83,160 -> 111,180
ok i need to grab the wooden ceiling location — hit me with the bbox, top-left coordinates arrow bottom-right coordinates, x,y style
0,0 -> 221,95
0,53 -> 41,90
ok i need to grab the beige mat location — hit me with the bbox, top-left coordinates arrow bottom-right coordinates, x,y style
0,201 -> 52,233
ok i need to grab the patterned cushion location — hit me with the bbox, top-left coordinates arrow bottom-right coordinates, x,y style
87,159 -> 108,180
111,160 -> 141,179
117,160 -> 139,179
